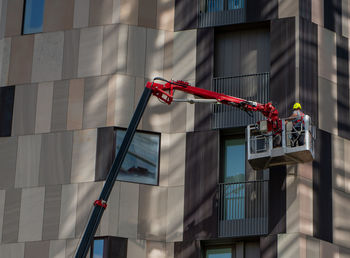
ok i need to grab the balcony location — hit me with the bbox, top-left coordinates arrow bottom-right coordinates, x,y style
198,0 -> 246,27
212,73 -> 270,129
218,180 -> 269,237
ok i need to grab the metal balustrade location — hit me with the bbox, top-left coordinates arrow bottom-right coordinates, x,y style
198,0 -> 245,27
212,73 -> 270,129
218,180 -> 269,237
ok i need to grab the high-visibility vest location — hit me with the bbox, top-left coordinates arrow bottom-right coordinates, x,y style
293,110 -> 304,126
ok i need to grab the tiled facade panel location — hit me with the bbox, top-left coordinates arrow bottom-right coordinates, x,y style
120,0 -> 139,26
333,189 -> 350,248
73,0 -> 90,29
59,184 -> 78,239
139,0 -> 157,28
15,135 -> 41,188
42,185 -> 62,241
119,182 -> 139,238
0,243 -> 25,258
78,26 -> 103,78
49,239 -> 66,258
35,82 -> 54,134
0,0 -> 8,39
145,28 -> 165,79
43,0 -> 74,33
67,79 -> 84,130
2,188 -> 21,243
62,30 -> 80,80
127,26 -> 146,77
342,0 -> 350,38
0,38 -> 11,86
0,85 -> 14,136
312,0 -> 324,26
102,25 -> 120,75
12,84 -> 37,136
24,241 -> 50,258
166,186 -> 184,242
39,132 -> 73,186
51,80 -> 69,132
318,26 -> 337,83
157,0 -> 175,31
89,0 -> 114,26
0,190 -> 4,243
32,32 -> 64,83
0,137 -> 17,189
127,238 -> 147,258
8,35 -> 34,85
174,0 -> 197,31
4,0 -> 23,37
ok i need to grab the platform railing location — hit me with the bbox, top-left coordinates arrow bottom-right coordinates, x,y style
198,0 -> 246,27
218,180 -> 269,237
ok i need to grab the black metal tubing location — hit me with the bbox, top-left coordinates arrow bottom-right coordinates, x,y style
75,87 -> 153,258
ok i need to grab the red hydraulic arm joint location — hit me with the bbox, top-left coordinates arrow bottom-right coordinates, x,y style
94,199 -> 107,209
146,78 -> 281,132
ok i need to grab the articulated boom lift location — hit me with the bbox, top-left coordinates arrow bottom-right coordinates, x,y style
75,78 -> 315,257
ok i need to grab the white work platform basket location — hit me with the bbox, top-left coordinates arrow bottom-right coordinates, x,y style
247,115 -> 315,170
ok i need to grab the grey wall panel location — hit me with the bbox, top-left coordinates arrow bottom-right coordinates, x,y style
51,80 -> 69,132
2,188 -> 21,243
39,132 -> 73,186
313,129 -> 333,242
246,0 -> 278,22
299,18 -> 318,126
4,0 -> 23,37
12,84 -> 38,136
174,0 -> 197,31
0,137 -> 17,188
62,29 -> 80,80
0,86 -> 14,137
102,24 -> 119,75
0,0 -> 8,39
95,127 -> 115,181
270,17 -> 296,118
127,26 -> 146,77
336,34 -> 350,139
35,82 -> 54,134
184,130 -> 218,242
42,185 -> 62,240
74,0 -> 90,28
260,235 -> 277,258
43,0 -> 74,32
324,0 -> 342,33
195,28 -> 214,132
24,241 -> 50,258
89,0 -> 113,26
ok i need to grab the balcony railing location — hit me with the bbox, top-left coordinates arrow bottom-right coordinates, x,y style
198,0 -> 245,27
212,73 -> 270,129
218,180 -> 269,237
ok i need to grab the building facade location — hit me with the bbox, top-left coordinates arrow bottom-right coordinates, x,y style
0,0 -> 350,257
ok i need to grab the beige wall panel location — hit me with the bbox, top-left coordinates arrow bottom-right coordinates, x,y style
312,0 -> 324,26
0,243 -> 25,258
168,133 -> 186,186
286,171 -> 299,233
0,137 -> 17,188
278,233 -> 306,258
112,0 -> 121,23
39,132 -> 73,185
4,0 -> 23,37
8,35 -> 34,85
320,240 -> 339,258
318,27 -> 337,83
170,91 -> 187,133
147,241 -> 167,258
0,190 -> 5,243
145,28 -> 165,79
78,26 -> 103,78
306,236 -> 320,258
43,0 -> 74,32
318,77 -> 338,135
139,0 -> 157,28
166,186 -> 184,241
67,79 -> 84,130
102,24 -> 119,75
127,239 -> 147,258
0,38 -> 11,86
120,0 -> 139,25
0,0 -> 6,40
157,0 -> 174,31
296,162 -> 313,181
24,241 -> 50,258
163,32 -> 173,79
18,187 -> 45,242
12,84 -> 37,136
107,75 -> 117,126
89,0 -> 113,26
127,26 -> 147,77
278,0 -> 298,18
73,0 -> 90,29
138,185 -> 167,241
333,190 -> 350,248
2,188 -> 21,243
59,184 -> 78,239
71,129 -> 97,183
15,135 -> 41,188
340,247 -> 350,258
117,24 -> 128,74
173,30 -> 196,81
299,178 -> 313,236
42,185 -> 62,241
66,239 -> 80,258
115,74 -> 135,127
75,182 -> 103,237
49,240 -> 66,258
62,29 -> 80,80
51,80 -> 69,132
119,182 -> 139,238
332,135 -> 346,191
32,32 -> 64,83
345,139 -> 350,193
35,82 -> 54,133
83,76 -> 108,128
342,0 -> 350,38
166,243 -> 175,258
159,133 -> 170,186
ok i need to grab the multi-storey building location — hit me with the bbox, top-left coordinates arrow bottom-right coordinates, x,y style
0,0 -> 350,257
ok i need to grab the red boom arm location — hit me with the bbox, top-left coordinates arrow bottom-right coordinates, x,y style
146,79 -> 281,132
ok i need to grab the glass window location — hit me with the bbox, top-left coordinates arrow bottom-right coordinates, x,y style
92,239 -> 104,258
206,248 -> 232,258
115,129 -> 160,185
23,0 -> 45,34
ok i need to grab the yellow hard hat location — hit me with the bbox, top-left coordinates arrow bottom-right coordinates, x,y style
293,102 -> 301,110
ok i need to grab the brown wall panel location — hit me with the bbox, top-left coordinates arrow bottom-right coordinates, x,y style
43,0 -> 74,32
270,17 -> 296,118
184,130 -> 218,242
260,235 -> 277,258
5,0 -> 23,37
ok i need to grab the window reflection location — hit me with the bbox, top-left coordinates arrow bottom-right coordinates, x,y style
116,130 -> 160,185
23,0 -> 45,34
92,239 -> 104,258
207,248 -> 232,258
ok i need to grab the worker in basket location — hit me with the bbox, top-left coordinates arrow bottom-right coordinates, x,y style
288,102 -> 305,147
